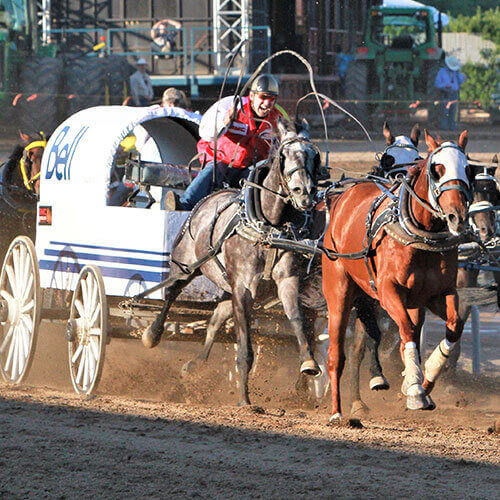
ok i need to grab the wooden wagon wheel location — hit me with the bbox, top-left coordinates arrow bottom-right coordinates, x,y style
0,236 -> 41,384
66,265 -> 108,395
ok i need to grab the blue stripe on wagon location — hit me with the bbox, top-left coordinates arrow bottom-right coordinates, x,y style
49,240 -> 169,256
44,249 -> 169,268
39,260 -> 168,283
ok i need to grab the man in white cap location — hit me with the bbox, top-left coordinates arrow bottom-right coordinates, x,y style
434,55 -> 466,131
129,57 -> 154,106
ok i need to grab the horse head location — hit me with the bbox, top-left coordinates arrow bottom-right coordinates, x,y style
274,117 -> 320,211
19,131 -> 46,195
380,121 -> 421,173
468,154 -> 499,242
423,129 -> 471,236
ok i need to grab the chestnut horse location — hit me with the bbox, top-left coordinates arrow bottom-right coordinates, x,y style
322,130 -> 471,420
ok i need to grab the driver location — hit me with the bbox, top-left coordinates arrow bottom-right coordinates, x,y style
165,74 -> 288,211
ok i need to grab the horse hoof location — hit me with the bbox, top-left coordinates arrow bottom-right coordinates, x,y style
181,360 -> 197,376
406,393 -> 427,410
369,375 -> 390,391
424,395 -> 436,411
300,359 -> 321,377
237,400 -> 251,407
351,400 -> 369,417
141,325 -> 162,348
328,413 -> 343,425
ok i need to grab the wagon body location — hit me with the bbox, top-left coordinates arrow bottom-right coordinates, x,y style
35,105 -> 221,303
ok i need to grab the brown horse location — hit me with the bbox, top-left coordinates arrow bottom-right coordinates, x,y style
322,130 -> 471,420
0,131 -> 46,260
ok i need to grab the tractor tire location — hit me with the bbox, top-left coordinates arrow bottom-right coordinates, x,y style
102,55 -> 135,105
344,61 -> 369,128
17,57 -> 63,136
424,61 -> 441,127
64,56 -> 106,118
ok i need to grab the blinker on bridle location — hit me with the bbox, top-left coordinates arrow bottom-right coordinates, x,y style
20,138 -> 47,191
426,143 -> 472,213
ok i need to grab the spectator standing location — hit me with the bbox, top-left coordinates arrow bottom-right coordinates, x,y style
434,55 -> 466,131
334,44 -> 353,94
151,18 -> 182,59
129,58 -> 154,106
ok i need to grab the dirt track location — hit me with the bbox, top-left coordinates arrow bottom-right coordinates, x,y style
0,130 -> 498,497
0,323 -> 498,498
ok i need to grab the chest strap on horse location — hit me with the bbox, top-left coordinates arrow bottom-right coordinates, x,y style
19,139 -> 47,191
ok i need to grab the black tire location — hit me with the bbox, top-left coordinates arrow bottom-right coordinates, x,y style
424,61 -> 441,127
344,61 -> 369,127
64,56 -> 106,118
102,55 -> 135,105
17,57 -> 63,136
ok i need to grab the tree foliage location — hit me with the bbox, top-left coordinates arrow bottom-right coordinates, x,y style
423,1 -> 498,18
460,52 -> 498,106
446,8 -> 500,46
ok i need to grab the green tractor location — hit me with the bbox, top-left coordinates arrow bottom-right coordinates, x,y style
345,5 -> 443,125
0,1 -> 133,135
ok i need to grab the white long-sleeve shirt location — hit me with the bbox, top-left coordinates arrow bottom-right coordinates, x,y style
130,70 -> 154,105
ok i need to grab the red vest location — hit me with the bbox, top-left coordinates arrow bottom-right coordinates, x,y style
197,96 -> 282,169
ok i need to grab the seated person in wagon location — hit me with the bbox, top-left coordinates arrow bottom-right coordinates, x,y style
165,74 -> 289,211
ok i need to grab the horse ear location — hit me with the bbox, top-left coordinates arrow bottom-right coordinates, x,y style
383,121 -> 395,145
276,116 -> 288,139
492,154 -> 499,179
410,123 -> 420,147
19,130 -> 30,143
298,118 -> 310,138
424,129 -> 439,152
458,130 -> 468,151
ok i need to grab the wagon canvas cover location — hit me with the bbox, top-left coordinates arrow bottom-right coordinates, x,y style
36,105 -> 221,301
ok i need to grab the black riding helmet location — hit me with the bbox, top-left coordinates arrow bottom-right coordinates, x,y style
250,74 -> 279,96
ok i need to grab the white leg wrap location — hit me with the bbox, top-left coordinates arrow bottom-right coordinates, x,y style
424,339 -> 452,383
404,345 -> 424,396
329,413 -> 343,422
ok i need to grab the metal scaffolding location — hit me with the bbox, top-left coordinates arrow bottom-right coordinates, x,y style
212,0 -> 250,74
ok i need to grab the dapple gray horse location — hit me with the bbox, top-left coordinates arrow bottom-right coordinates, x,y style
143,118 -> 322,406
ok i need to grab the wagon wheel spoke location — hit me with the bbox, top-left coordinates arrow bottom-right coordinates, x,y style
0,325 -> 15,353
88,277 -> 98,318
89,303 -> 101,328
74,299 -> 85,320
10,327 -> 19,380
20,245 -> 29,294
89,335 -> 99,361
12,247 -> 21,294
0,289 -> 13,307
75,345 -> 86,385
19,324 -> 30,363
81,277 -> 89,317
21,299 -> 34,314
5,264 -> 18,297
16,325 -> 26,370
4,325 -> 17,372
71,343 -> 83,364
21,273 -> 34,306
20,314 -> 33,334
87,346 -> 96,386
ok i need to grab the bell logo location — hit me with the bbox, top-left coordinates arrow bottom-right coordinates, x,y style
45,126 -> 89,180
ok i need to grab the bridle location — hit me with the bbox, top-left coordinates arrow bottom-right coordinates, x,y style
468,172 -> 500,233
19,138 -> 47,191
376,140 -> 421,179
276,135 -> 320,209
426,143 -> 472,216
